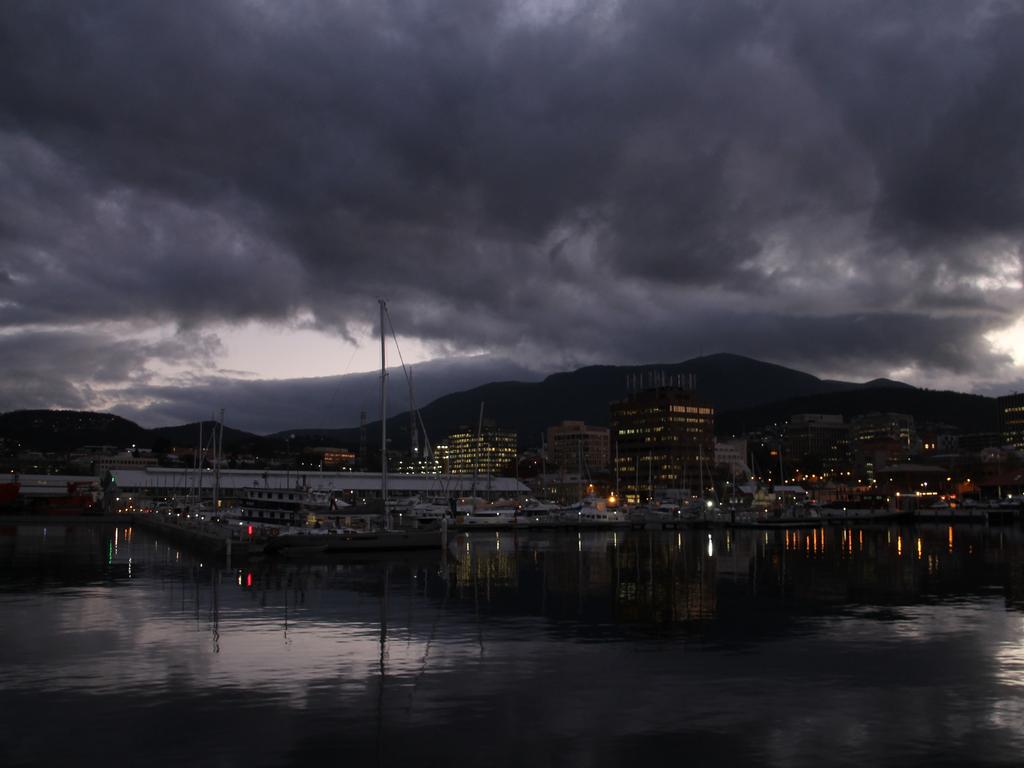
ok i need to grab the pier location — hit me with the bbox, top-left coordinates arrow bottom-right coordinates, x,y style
131,511 -> 265,563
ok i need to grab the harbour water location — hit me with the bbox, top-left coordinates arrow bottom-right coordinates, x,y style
2,522 -> 1024,766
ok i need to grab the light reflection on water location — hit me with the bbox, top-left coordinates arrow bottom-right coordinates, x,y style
1,522 -> 1024,766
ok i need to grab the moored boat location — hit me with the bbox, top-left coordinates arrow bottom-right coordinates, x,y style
912,500 -> 986,522
556,495 -> 630,527
269,299 -> 447,554
753,501 -> 823,528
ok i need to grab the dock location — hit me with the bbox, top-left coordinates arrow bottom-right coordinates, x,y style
131,512 -> 265,561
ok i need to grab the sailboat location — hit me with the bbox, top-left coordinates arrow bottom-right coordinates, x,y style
266,296 -> 446,557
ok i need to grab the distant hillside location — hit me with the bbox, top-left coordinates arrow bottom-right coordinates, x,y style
715,388 -> 999,436
0,411 -> 272,454
0,410 -> 153,452
309,353 -> 921,450
3,355 -> 1000,455
150,421 -> 274,453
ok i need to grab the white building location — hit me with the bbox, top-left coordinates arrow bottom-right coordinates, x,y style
714,438 -> 750,478
82,467 -> 529,501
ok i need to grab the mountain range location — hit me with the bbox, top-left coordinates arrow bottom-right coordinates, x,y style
279,353 -> 995,450
0,354 -> 1000,454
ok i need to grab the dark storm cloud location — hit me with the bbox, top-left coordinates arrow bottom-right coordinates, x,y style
1,0 -> 1023,420
791,1 -> 1024,238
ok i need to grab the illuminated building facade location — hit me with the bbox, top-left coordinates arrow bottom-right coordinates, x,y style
610,386 -> 714,503
445,421 -> 517,476
999,393 -> 1024,449
852,412 -> 915,448
850,412 -> 915,482
394,456 -> 444,474
317,448 -> 356,468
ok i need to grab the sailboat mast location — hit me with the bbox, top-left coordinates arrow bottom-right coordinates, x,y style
195,421 -> 203,506
379,299 -> 389,527
635,456 -> 640,504
615,439 -> 620,499
648,449 -> 653,502
698,444 -> 704,500
731,459 -> 736,502
540,432 -> 547,499
408,371 -> 418,461
578,438 -> 583,501
471,402 -> 484,500
778,444 -> 785,508
213,408 -> 223,513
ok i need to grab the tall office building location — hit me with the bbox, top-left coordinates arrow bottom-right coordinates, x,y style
445,421 -> 517,476
546,420 -> 610,473
852,412 -> 915,448
610,385 -> 714,503
999,393 -> 1024,449
783,414 -> 851,474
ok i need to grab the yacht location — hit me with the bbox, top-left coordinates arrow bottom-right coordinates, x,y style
269,300 -> 444,553
389,496 -> 450,527
912,500 -> 986,522
558,495 -> 629,527
753,501 -> 823,528
458,506 -> 520,528
818,501 -> 903,522
234,486 -> 356,529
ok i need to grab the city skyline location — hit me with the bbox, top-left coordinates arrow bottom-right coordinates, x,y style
2,1 -> 1023,430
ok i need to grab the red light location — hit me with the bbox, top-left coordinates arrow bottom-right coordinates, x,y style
246,572 -> 253,588
247,525 -> 253,536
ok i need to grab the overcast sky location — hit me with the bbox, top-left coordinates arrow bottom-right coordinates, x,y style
2,0 -> 1023,433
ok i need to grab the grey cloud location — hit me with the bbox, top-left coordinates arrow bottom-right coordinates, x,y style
0,0 -> 1023,408
0,328 -> 221,412
791,1 -> 1024,239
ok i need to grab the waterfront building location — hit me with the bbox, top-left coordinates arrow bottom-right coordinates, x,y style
92,452 -> 159,472
610,385 -> 714,503
851,413 -> 915,483
445,421 -> 517,476
394,455 -> 444,474
877,463 -> 951,506
37,468 -> 529,503
433,442 -> 451,470
308,447 -> 356,469
999,393 -> 1024,449
959,432 -> 1004,453
917,426 -> 960,455
852,412 -> 915,448
714,438 -> 750,478
546,420 -> 610,473
855,437 -> 907,485
783,414 -> 851,476
535,471 -> 612,504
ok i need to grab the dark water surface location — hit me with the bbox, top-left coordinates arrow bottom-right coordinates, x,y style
2,522 -> 1024,766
